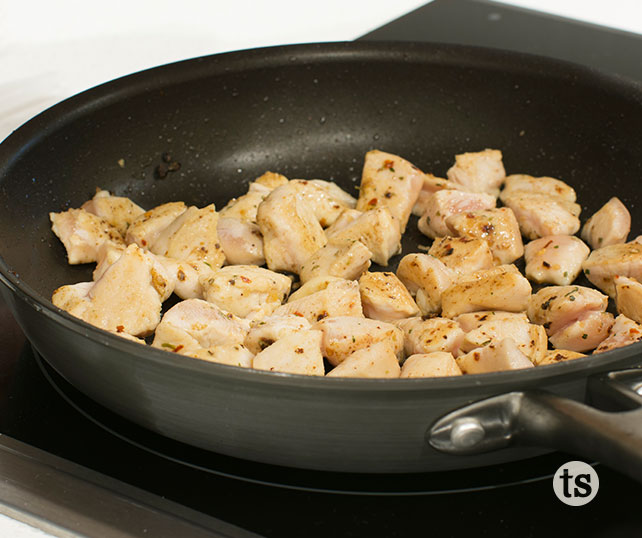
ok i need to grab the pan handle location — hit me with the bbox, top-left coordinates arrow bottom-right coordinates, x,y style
428,368 -> 642,482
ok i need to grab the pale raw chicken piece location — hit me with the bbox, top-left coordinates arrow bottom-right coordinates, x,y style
454,311 -> 529,332
549,311 -> 614,352
216,217 -> 265,266
257,183 -> 327,273
594,314 -> 642,354
50,208 -> 124,264
299,240 -> 371,284
183,344 -> 254,368
244,315 -> 311,355
219,191 -> 267,223
524,235 -> 590,286
400,352 -> 462,378
315,316 -> 404,366
355,150 -> 424,233
359,272 -> 419,321
456,338 -> 534,374
501,193 -> 581,240
287,276 -> 344,303
395,317 -> 464,356
428,236 -> 494,275
581,197 -> 631,249
253,330 -> 324,376
417,190 -> 496,239
527,285 -> 609,336
446,207 -> 524,265
153,298 -> 249,350
582,240 -> 642,297
326,206 -> 401,266
93,242 -> 126,280
446,149 -> 506,196
396,254 -> 457,316
326,341 -> 401,378
324,208 -> 362,236
288,180 -> 353,228
537,349 -> 585,366
441,265 -> 532,319
150,205 -> 225,269
615,275 -> 642,324
273,279 -> 363,323
125,202 -> 187,248
412,174 -> 458,217
201,265 -> 292,320
81,189 -> 145,236
499,174 -> 577,203
461,318 -> 548,364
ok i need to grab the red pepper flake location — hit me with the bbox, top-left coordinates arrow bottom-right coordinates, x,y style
173,345 -> 184,353
116,325 -> 124,333
295,347 -> 304,354
141,239 -> 147,246
294,311 -> 304,317
240,275 -> 252,283
382,159 -> 395,172
368,198 -> 378,206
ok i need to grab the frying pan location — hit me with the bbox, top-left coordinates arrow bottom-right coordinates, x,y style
1,42 -> 641,478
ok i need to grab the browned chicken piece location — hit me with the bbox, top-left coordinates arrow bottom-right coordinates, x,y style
299,240 -> 372,284
358,272 -> 419,321
446,207 -> 524,265
50,208 -> 124,265
81,188 -> 145,236
412,174 -> 458,217
396,253 -> 457,316
582,239 -> 642,297
257,183 -> 327,273
219,171 -> 288,223
594,314 -> 642,354
446,149 -> 506,197
355,150 -> 424,233
288,179 -> 355,228
428,236 -> 494,275
244,314 -> 311,355
108,330 -> 147,345
537,349 -> 586,366
289,276 -> 353,304
273,279 -> 363,323
400,352 -> 462,378
456,338 -> 534,374
501,193 -> 581,240
524,235 -> 590,286
252,171 -> 290,191
454,311 -> 529,332
125,201 -> 187,248
326,341 -> 401,378
201,265 -> 292,320
395,317 -> 465,356
527,285 -> 609,336
93,242 -> 126,280
315,316 -> 404,366
499,174 -> 577,203
51,281 -> 94,319
182,344 -> 254,368
417,190 -> 496,239
253,330 -> 324,376
326,206 -> 402,266
307,179 -> 357,209
324,208 -> 362,236
216,217 -> 265,266
156,257 -> 212,300
441,265 -> 532,318
581,197 -> 631,249
615,275 -> 642,324
549,311 -> 614,352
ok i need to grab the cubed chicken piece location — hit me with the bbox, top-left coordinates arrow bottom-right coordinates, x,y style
400,352 -> 462,378
307,179 -> 357,209
501,193 -> 581,240
81,189 -> 145,236
594,314 -> 642,354
581,197 -> 631,249
499,174 -> 577,203
454,311 -> 529,332
359,272 -> 419,321
395,317 -> 464,356
93,242 -> 126,280
315,316 -> 404,366
51,282 -> 94,319
412,174 -> 458,216
446,207 -> 524,265
457,338 -> 534,374
582,239 -> 642,297
216,217 -> 265,266
219,191 -> 267,223
326,341 -> 401,378
108,330 -> 147,345
252,330 -> 324,376
441,265 -> 532,319
537,349 -> 586,366
250,171 -> 289,191
548,311 -> 614,352
527,285 -> 609,336
355,150 -> 424,233
183,344 -> 254,368
417,190 -> 496,239
244,315 -> 311,355
50,208 -> 124,264
201,265 -> 292,320
524,235 -> 590,286
287,276 -> 344,303
396,253 -> 457,316
324,208 -> 362,236
125,202 -> 187,248
273,279 -> 363,323
156,257 -> 212,300
428,236 -> 494,275
615,275 -> 642,324
299,240 -> 372,284
446,149 -> 506,197
257,183 -> 327,273
288,179 -> 354,228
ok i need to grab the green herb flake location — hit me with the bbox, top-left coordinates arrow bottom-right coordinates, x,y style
161,343 -> 176,350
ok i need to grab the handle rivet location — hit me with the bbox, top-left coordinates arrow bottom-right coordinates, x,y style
450,417 -> 485,449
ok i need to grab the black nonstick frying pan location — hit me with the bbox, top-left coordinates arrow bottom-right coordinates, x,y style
0,42 -> 641,478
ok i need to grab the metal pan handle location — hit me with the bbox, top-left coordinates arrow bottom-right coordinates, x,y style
428,368 -> 642,482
